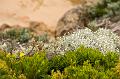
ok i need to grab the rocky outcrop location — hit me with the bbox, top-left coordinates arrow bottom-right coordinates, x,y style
56,5 -> 91,37
0,24 -> 23,32
0,24 -> 11,31
29,21 -> 56,40
88,15 -> 120,36
55,0 -> 101,37
56,3 -> 120,37
29,21 -> 48,35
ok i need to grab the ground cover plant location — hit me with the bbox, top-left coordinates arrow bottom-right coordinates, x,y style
0,46 -> 120,79
0,0 -> 120,79
88,0 -> 120,19
45,28 -> 120,55
0,28 -> 48,55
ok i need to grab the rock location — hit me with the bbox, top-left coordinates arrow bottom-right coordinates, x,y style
0,24 -> 11,31
89,15 -> 120,36
0,23 -> 27,32
111,21 -> 120,36
29,21 -> 48,35
29,21 -> 56,41
55,0 -> 101,37
56,5 -> 90,37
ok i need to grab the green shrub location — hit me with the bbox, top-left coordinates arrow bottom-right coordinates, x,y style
5,29 -> 19,40
0,28 -> 49,44
62,61 -> 118,79
48,55 -> 69,72
0,59 -> 9,78
0,58 -> 28,79
0,28 -> 32,43
114,62 -> 120,78
6,52 -> 49,79
48,46 -> 119,71
49,46 -> 119,78
103,52 -> 119,69
51,60 -> 119,79
51,70 -> 64,79
74,46 -> 119,69
88,0 -> 120,19
0,46 -> 119,79
34,33 -> 48,42
72,46 -> 104,66
18,28 -> 32,43
0,59 -> 14,79
0,50 -> 6,60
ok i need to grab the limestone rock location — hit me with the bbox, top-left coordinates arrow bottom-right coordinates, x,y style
29,21 -> 48,35
89,15 -> 120,36
0,24 -> 11,31
56,5 -> 90,37
29,21 -> 56,41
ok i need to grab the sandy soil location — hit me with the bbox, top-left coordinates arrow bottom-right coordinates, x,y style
0,0 -> 74,28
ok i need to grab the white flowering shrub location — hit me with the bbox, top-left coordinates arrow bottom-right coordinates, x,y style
45,28 -> 120,54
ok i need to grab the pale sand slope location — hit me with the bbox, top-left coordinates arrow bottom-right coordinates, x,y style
0,0 -> 73,29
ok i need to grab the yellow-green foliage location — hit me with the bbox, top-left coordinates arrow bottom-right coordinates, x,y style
0,50 -> 6,60
49,46 -> 120,79
0,46 -> 120,79
116,62 -> 120,74
51,60 -> 119,79
115,62 -> 120,78
51,70 -> 64,79
0,59 -> 8,72
0,59 -> 13,79
63,61 -> 116,79
18,74 -> 27,79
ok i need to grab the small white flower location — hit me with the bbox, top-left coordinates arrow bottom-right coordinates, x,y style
45,28 -> 120,54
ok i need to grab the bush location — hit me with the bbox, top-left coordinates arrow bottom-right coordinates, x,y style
51,70 -> 64,79
0,59 -> 27,79
115,62 -> 120,78
0,50 -> 6,60
34,33 -> 48,42
48,55 -> 69,72
4,29 -> 20,40
0,28 -> 49,44
61,61 -> 118,79
0,59 -> 14,79
45,28 -> 120,54
49,46 -> 119,69
0,46 -> 120,79
51,61 -> 119,79
88,0 -> 120,19
0,28 -> 32,43
18,28 -> 32,43
0,59 -> 9,78
74,46 -> 119,69
6,52 -> 49,79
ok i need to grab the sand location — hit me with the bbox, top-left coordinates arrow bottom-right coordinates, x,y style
0,0 -> 73,28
